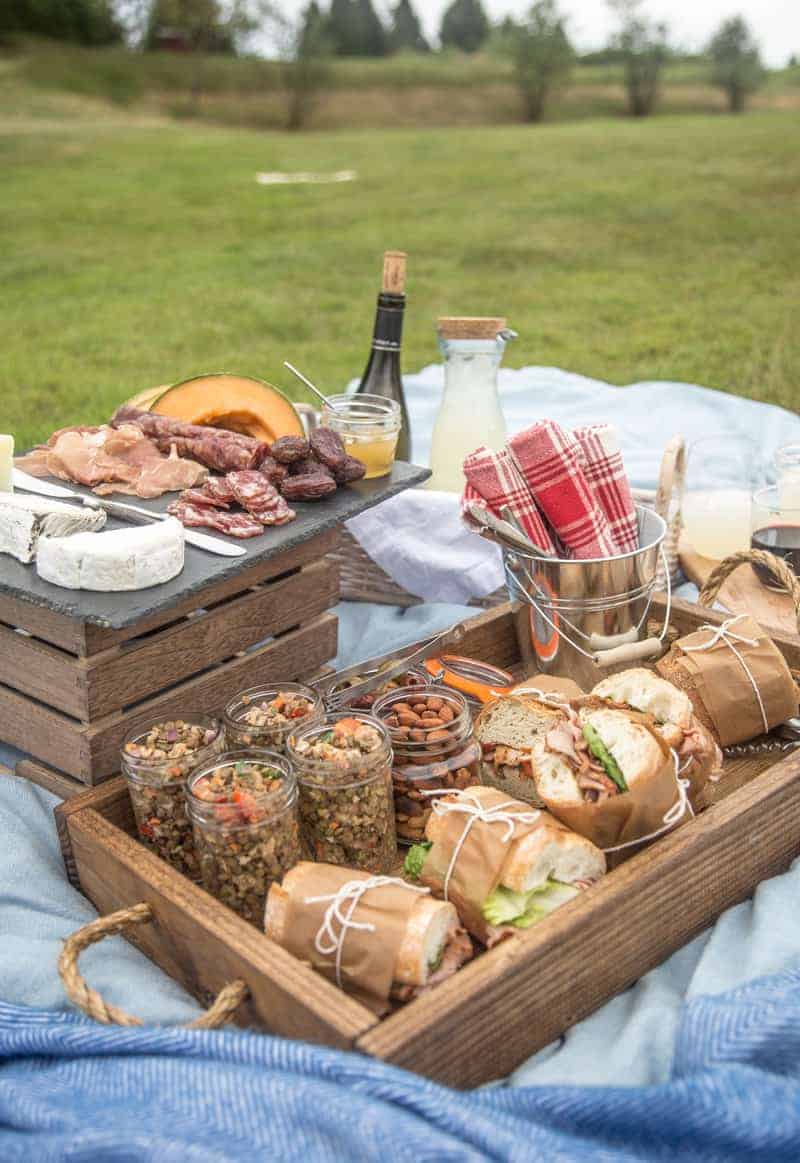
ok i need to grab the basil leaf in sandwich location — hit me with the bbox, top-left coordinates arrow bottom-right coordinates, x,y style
582,722 -> 628,792
482,880 -> 580,929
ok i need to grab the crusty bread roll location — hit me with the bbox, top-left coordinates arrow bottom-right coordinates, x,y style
502,814 -> 606,893
473,695 -> 563,805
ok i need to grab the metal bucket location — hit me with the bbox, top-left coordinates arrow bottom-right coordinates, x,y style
504,507 -> 669,689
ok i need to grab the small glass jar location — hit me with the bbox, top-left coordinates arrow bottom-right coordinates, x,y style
321,395 -> 401,480
223,682 -> 324,755
121,714 -> 224,879
186,749 -> 302,926
373,685 -> 481,844
331,666 -> 429,712
287,712 -> 397,872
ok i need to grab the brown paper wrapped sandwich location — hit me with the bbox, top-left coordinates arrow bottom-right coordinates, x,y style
591,668 -> 722,804
265,862 -> 472,1012
404,785 -> 605,946
656,615 -> 798,748
474,695 -> 563,805
529,703 -> 689,852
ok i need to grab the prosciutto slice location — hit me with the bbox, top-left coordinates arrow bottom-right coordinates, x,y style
16,425 -> 207,499
112,407 -> 270,473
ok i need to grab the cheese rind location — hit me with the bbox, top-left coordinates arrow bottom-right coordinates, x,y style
0,495 -> 107,564
36,518 -> 185,591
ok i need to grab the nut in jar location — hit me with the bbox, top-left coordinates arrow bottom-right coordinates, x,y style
223,683 -> 324,754
372,685 -> 482,844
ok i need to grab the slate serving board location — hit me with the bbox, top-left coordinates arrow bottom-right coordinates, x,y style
1,462 -> 430,629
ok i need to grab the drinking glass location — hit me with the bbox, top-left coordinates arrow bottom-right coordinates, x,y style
682,434 -> 760,561
751,485 -> 800,591
775,442 -> 800,509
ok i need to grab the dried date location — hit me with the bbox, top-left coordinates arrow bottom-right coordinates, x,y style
281,471 -> 338,501
271,436 -> 310,464
309,427 -> 347,471
258,456 -> 288,487
332,455 -> 366,484
288,456 -> 333,479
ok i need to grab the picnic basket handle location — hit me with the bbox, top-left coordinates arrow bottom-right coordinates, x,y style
698,549 -> 800,635
58,903 -> 249,1029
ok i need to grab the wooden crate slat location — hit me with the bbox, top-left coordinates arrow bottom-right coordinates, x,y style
82,559 -> 338,719
0,590 -> 86,653
83,613 -> 339,782
0,682 -> 88,776
65,807 -> 378,1049
56,776 -> 132,886
356,750 -> 800,1086
0,623 -> 86,718
13,759 -> 90,802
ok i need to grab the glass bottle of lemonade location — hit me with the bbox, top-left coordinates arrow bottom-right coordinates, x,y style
427,318 -> 514,493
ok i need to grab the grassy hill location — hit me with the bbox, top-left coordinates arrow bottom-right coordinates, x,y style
1,48 -> 798,448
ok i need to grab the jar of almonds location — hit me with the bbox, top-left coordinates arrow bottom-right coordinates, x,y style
372,685 -> 481,844
121,716 -> 225,879
286,713 -> 397,873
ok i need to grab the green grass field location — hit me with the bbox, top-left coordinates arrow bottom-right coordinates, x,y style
2,63 -> 798,448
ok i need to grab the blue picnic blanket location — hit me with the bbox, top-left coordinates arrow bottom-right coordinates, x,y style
2,372 -> 800,1160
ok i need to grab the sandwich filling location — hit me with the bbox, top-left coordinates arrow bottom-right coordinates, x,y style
543,708 -> 628,801
391,919 -> 473,1002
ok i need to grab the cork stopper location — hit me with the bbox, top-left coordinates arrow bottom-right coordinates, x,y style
381,251 -> 407,295
437,317 -> 507,340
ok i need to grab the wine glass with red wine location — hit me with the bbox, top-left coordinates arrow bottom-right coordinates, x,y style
751,485 -> 800,591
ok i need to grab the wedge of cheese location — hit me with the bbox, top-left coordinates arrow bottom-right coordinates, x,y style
36,517 -> 185,591
0,494 -> 107,564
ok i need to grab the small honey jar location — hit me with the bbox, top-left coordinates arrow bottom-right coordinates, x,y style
320,395 -> 401,479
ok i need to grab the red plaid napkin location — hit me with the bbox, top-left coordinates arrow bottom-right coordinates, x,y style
462,445 -> 556,553
507,421 -> 618,559
574,424 -> 639,554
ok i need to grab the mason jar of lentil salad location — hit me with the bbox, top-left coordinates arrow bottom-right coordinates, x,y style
287,713 -> 397,873
223,683 -> 324,755
186,750 -> 302,925
121,715 -> 224,879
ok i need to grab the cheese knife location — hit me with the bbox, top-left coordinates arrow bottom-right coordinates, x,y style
11,469 -> 247,558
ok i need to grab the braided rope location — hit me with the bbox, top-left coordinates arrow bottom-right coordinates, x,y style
698,549 -> 800,634
58,903 -> 248,1028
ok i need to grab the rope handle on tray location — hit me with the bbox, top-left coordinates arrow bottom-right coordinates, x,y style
698,549 -> 800,634
654,434 -> 686,523
58,903 -> 249,1028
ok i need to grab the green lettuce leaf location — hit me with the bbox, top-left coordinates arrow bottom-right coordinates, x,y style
482,880 -> 580,929
582,723 -> 628,792
404,842 -> 432,881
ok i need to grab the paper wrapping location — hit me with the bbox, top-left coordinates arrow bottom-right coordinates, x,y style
514,675 -> 585,702
277,863 -> 425,1012
670,616 -> 799,747
420,786 -> 549,941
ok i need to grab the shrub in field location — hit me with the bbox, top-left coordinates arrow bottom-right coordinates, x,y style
708,16 -> 765,113
0,0 -> 122,45
273,2 -> 332,130
440,0 -> 489,55
608,0 -> 668,117
510,0 -> 574,123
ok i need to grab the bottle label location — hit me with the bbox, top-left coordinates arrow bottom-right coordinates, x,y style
372,337 -> 401,352
372,300 -> 404,352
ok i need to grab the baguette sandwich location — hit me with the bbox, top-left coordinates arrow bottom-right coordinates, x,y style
591,668 -> 722,803
404,785 -> 605,945
530,704 -> 683,851
265,862 -> 472,1008
474,695 -> 564,805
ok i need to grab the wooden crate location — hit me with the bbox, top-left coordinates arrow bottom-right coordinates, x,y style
2,528 -> 339,788
55,594 -> 800,1087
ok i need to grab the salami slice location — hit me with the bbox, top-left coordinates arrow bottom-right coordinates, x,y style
202,476 -> 236,504
167,500 -> 264,539
178,487 -> 230,510
226,471 -> 296,527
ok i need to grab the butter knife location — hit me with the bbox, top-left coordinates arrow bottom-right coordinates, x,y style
11,469 -> 246,558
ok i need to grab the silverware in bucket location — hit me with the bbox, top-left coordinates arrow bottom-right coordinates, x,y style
504,506 -> 672,689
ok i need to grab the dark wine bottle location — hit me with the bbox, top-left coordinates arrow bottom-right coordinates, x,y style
355,250 -> 411,461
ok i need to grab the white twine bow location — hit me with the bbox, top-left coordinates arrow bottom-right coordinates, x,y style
682,614 -> 768,736
510,686 -> 571,706
305,876 -> 429,988
602,749 -> 694,853
422,789 -> 541,901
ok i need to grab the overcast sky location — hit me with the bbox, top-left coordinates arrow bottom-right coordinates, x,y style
265,1 -> 799,67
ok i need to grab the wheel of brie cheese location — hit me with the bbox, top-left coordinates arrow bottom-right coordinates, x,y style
36,517 -> 186,591
0,495 -> 107,563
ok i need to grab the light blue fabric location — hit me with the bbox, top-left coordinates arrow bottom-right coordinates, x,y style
1,371 -> 799,1159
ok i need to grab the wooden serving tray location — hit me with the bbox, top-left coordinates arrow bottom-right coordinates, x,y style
54,595 -> 800,1088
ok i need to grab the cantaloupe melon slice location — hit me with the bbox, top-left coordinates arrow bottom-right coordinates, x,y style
124,374 -> 305,444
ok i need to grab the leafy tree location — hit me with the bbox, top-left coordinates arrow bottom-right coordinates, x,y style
328,0 -> 386,57
608,0 -> 668,117
144,0 -> 236,52
510,0 -> 574,122
1,0 -> 123,44
270,1 -> 332,130
388,0 -> 429,54
708,16 -> 765,113
440,0 -> 489,54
